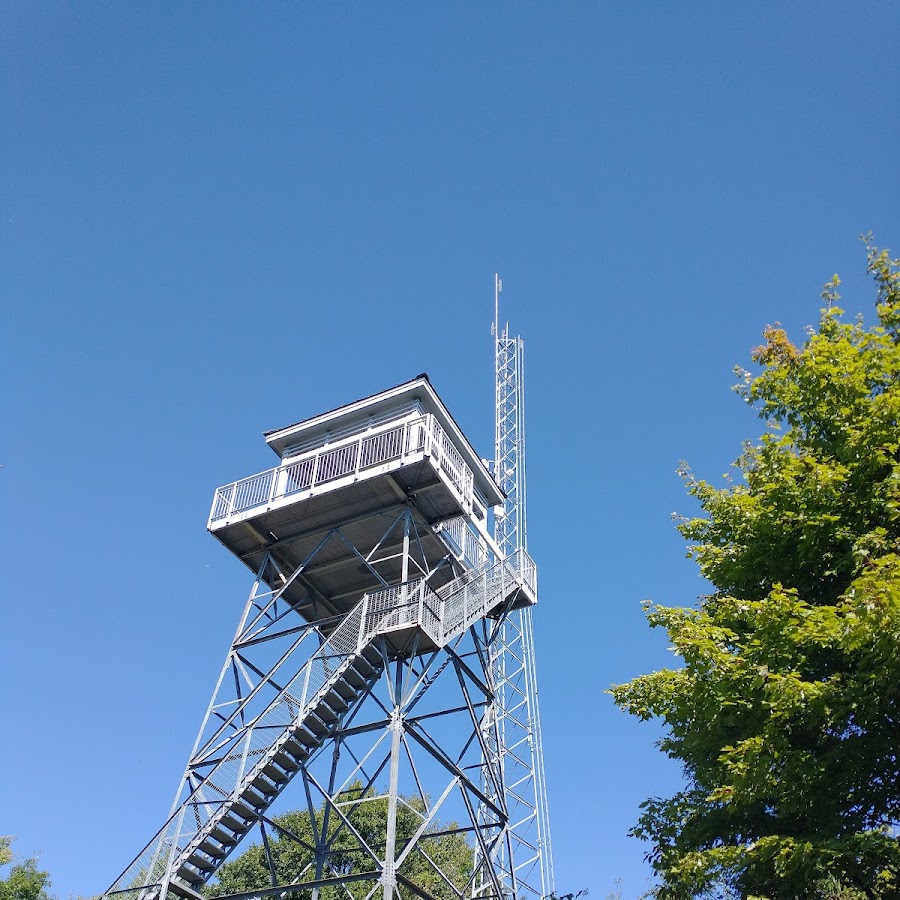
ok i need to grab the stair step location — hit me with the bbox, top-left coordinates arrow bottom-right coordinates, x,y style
241,786 -> 268,809
174,863 -> 205,886
272,751 -> 302,772
231,799 -> 258,821
167,878 -> 205,900
209,824 -> 238,846
186,852 -> 216,872
252,773 -> 280,795
361,645 -> 383,666
352,657 -> 377,678
315,700 -> 339,723
281,742 -> 309,764
291,725 -> 320,747
342,668 -> 368,689
220,811 -> 252,834
332,680 -> 357,701
304,713 -> 329,736
198,837 -> 229,859
263,761 -> 291,782
323,688 -> 350,711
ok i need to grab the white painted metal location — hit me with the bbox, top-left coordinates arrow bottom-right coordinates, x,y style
481,275 -> 555,900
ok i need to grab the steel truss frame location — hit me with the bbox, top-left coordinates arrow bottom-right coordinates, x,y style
106,503 -> 532,900
484,276 -> 554,900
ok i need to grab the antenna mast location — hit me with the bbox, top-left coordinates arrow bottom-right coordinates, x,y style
493,272 -> 526,557
489,274 -> 554,898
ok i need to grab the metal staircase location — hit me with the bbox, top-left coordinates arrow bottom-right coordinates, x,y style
106,551 -> 535,900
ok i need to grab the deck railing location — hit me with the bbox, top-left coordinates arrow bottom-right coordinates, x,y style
436,515 -> 489,570
209,414 -> 475,526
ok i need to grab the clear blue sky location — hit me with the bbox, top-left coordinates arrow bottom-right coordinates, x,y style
2,4 -> 897,898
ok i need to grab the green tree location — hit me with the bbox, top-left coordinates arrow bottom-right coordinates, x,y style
0,838 -> 53,900
610,239 -> 900,900
206,783 -> 474,900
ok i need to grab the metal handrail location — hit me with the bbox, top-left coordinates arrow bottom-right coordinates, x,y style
436,516 -> 489,570
209,413 -> 474,527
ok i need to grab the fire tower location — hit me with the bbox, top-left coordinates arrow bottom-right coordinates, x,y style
103,288 -> 552,900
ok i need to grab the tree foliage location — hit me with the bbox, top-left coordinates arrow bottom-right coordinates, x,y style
610,239 -> 900,900
206,783 -> 474,900
0,838 -> 53,900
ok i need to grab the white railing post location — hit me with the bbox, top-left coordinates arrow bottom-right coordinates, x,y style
300,657 -> 312,709
160,802 -> 190,893
357,596 -> 369,652
236,728 -> 253,785
432,420 -> 441,465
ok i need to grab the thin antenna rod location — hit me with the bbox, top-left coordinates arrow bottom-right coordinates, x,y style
494,272 -> 502,341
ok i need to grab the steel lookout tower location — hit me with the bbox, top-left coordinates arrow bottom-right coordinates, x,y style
104,288 -> 553,900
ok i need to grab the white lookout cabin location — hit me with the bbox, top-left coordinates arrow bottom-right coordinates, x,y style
208,375 -> 534,632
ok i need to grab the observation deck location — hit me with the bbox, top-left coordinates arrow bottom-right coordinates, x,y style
207,376 -> 534,624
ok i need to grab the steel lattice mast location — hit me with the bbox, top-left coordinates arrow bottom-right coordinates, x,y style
485,274 -> 555,900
